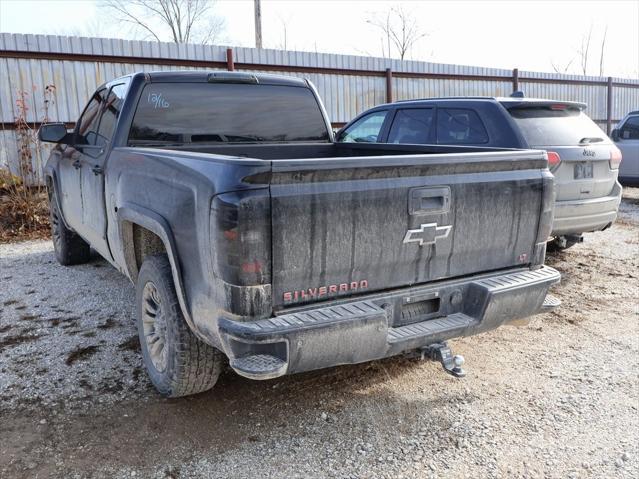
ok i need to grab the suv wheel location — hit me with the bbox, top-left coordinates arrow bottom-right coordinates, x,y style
136,254 -> 223,397
48,187 -> 91,265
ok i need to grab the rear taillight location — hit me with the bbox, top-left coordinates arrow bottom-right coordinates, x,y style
609,146 -> 622,169
546,151 -> 561,170
211,189 -> 271,286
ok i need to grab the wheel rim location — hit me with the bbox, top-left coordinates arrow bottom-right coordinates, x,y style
50,201 -> 62,251
141,281 -> 168,372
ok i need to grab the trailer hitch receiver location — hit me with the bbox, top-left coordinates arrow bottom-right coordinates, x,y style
420,342 -> 466,378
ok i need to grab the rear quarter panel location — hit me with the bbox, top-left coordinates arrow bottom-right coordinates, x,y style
105,147 -> 271,345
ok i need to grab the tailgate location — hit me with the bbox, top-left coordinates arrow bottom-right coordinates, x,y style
538,144 -> 616,201
270,151 -> 549,309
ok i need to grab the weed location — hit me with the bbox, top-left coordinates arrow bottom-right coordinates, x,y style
1,85 -> 56,242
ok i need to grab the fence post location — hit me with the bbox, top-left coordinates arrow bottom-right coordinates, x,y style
512,68 -> 519,93
226,48 -> 234,71
385,68 -> 393,103
606,76 -> 613,135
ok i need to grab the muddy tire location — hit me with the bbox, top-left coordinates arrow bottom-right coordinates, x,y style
136,254 -> 223,398
48,187 -> 91,266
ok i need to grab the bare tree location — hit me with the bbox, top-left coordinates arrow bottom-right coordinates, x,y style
577,24 -> 593,75
104,0 -> 225,44
599,25 -> 608,77
367,6 -> 427,60
551,57 -> 576,74
550,25 -> 609,77
275,15 -> 290,50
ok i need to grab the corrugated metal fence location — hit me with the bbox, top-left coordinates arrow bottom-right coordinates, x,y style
1,33 -> 638,173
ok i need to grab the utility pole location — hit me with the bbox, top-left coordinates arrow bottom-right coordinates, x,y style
254,0 -> 263,49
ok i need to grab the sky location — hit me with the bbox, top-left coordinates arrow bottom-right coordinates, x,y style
0,0 -> 638,79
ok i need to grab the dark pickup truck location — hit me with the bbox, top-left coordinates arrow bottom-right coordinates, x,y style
40,71 -> 560,398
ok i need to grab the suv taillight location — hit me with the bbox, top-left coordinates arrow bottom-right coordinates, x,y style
610,146 -> 622,169
211,189 -> 271,286
546,151 -> 561,170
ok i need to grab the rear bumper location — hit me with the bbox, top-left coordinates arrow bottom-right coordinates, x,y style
551,182 -> 622,236
218,266 -> 560,380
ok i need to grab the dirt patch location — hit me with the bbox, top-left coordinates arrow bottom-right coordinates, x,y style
97,317 -> 118,330
0,333 -> 40,351
65,345 -> 100,366
118,336 -> 140,352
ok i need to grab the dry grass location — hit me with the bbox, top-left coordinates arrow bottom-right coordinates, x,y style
0,85 -> 55,243
0,170 -> 50,243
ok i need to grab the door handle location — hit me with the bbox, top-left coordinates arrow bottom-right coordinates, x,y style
409,186 -> 451,215
72,159 -> 81,169
92,165 -> 103,175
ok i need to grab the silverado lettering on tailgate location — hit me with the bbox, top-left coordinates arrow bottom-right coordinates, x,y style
283,280 -> 369,303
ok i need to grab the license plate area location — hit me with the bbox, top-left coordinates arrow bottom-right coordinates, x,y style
394,293 -> 442,326
574,162 -> 593,179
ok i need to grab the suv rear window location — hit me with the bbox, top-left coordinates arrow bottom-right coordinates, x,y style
129,83 -> 330,144
507,106 -> 607,147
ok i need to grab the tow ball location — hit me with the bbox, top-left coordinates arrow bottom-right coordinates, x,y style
415,342 -> 466,378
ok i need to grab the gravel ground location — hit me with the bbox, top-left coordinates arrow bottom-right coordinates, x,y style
1,189 -> 638,479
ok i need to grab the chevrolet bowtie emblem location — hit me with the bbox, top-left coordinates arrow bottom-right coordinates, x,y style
403,223 -> 452,246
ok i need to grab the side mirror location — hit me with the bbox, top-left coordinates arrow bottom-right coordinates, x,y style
611,129 -> 620,141
38,123 -> 71,144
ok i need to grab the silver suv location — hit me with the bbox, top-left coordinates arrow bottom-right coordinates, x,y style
612,111 -> 639,185
505,99 -> 623,248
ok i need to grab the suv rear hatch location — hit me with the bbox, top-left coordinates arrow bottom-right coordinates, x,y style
269,150 -> 552,310
502,101 -> 620,201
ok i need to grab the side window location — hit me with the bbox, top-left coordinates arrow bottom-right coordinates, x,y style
620,116 -> 639,140
95,83 -> 127,146
339,111 -> 387,143
437,108 -> 489,144
387,108 -> 434,144
76,89 -> 107,145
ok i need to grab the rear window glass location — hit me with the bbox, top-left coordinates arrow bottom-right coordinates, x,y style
129,83 -> 329,144
508,107 -> 607,147
388,108 -> 434,144
437,108 -> 488,144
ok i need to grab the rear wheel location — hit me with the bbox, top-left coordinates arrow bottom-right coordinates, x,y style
48,187 -> 91,266
136,254 -> 223,397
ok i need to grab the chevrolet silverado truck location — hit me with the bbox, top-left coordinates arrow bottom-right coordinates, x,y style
39,71 -> 560,398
